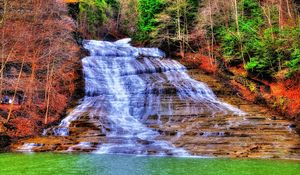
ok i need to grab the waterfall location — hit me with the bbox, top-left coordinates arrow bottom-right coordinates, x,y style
52,38 -> 244,155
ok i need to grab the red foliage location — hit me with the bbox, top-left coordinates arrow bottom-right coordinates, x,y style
269,80 -> 300,116
230,80 -> 256,101
183,53 -> 218,74
0,0 -> 81,138
226,65 -> 300,117
190,55 -> 300,118
8,118 -> 37,137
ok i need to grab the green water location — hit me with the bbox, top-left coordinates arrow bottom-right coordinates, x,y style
0,153 -> 299,175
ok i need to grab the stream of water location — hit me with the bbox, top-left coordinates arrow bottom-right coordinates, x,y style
40,38 -> 245,155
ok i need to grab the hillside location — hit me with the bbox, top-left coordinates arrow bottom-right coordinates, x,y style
0,0 -> 81,149
70,0 -> 300,129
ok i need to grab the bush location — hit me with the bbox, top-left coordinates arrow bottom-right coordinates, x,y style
287,48 -> 300,77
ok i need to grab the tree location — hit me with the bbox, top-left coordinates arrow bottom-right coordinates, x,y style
136,0 -> 164,41
1,0 -> 80,135
78,0 -> 108,38
209,0 -> 300,78
152,0 -> 198,56
118,0 -> 139,36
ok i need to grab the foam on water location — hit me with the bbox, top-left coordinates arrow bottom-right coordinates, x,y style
17,143 -> 44,152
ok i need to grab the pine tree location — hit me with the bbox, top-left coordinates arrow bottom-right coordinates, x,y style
136,0 -> 164,41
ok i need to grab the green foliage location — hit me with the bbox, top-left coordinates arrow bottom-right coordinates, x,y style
286,48 -> 300,77
244,28 -> 279,75
248,27 -> 300,77
148,0 -> 199,54
107,0 -> 120,12
79,0 -> 108,37
79,0 -> 120,38
74,0 -> 300,79
136,0 -> 198,47
79,0 -> 108,26
217,0 -> 264,63
216,0 -> 300,78
136,0 -> 164,41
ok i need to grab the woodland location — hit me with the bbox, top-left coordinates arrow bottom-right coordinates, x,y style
0,0 -> 81,143
74,0 -> 300,129
76,0 -> 300,79
75,0 -> 300,118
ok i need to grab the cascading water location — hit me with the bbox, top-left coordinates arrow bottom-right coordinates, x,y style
50,38 -> 244,155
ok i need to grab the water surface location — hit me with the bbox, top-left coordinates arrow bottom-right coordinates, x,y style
0,153 -> 299,175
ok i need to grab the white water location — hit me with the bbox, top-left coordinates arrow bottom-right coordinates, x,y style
51,38 -> 244,155
17,143 -> 44,152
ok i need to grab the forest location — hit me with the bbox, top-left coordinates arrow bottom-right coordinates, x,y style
76,0 -> 300,79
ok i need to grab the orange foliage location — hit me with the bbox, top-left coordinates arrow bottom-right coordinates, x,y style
63,0 -> 80,3
183,53 -> 218,74
230,80 -> 256,101
0,0 -> 81,138
8,118 -> 36,137
189,53 -> 300,118
226,65 -> 300,117
228,64 -> 247,77
269,80 -> 300,116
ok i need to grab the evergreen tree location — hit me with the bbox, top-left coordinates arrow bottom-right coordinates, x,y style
79,0 -> 108,38
136,0 -> 164,41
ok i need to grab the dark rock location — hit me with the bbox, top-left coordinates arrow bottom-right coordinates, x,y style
254,96 -> 267,105
137,139 -> 154,145
0,134 -> 11,150
288,124 -> 297,128
271,116 -> 277,120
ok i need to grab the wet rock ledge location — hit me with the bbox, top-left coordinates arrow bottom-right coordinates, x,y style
11,70 -> 300,160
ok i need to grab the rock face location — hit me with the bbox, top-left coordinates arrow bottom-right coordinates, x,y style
12,40 -> 300,160
168,70 -> 300,159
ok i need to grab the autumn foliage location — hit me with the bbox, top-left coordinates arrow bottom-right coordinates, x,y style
0,0 -> 81,138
